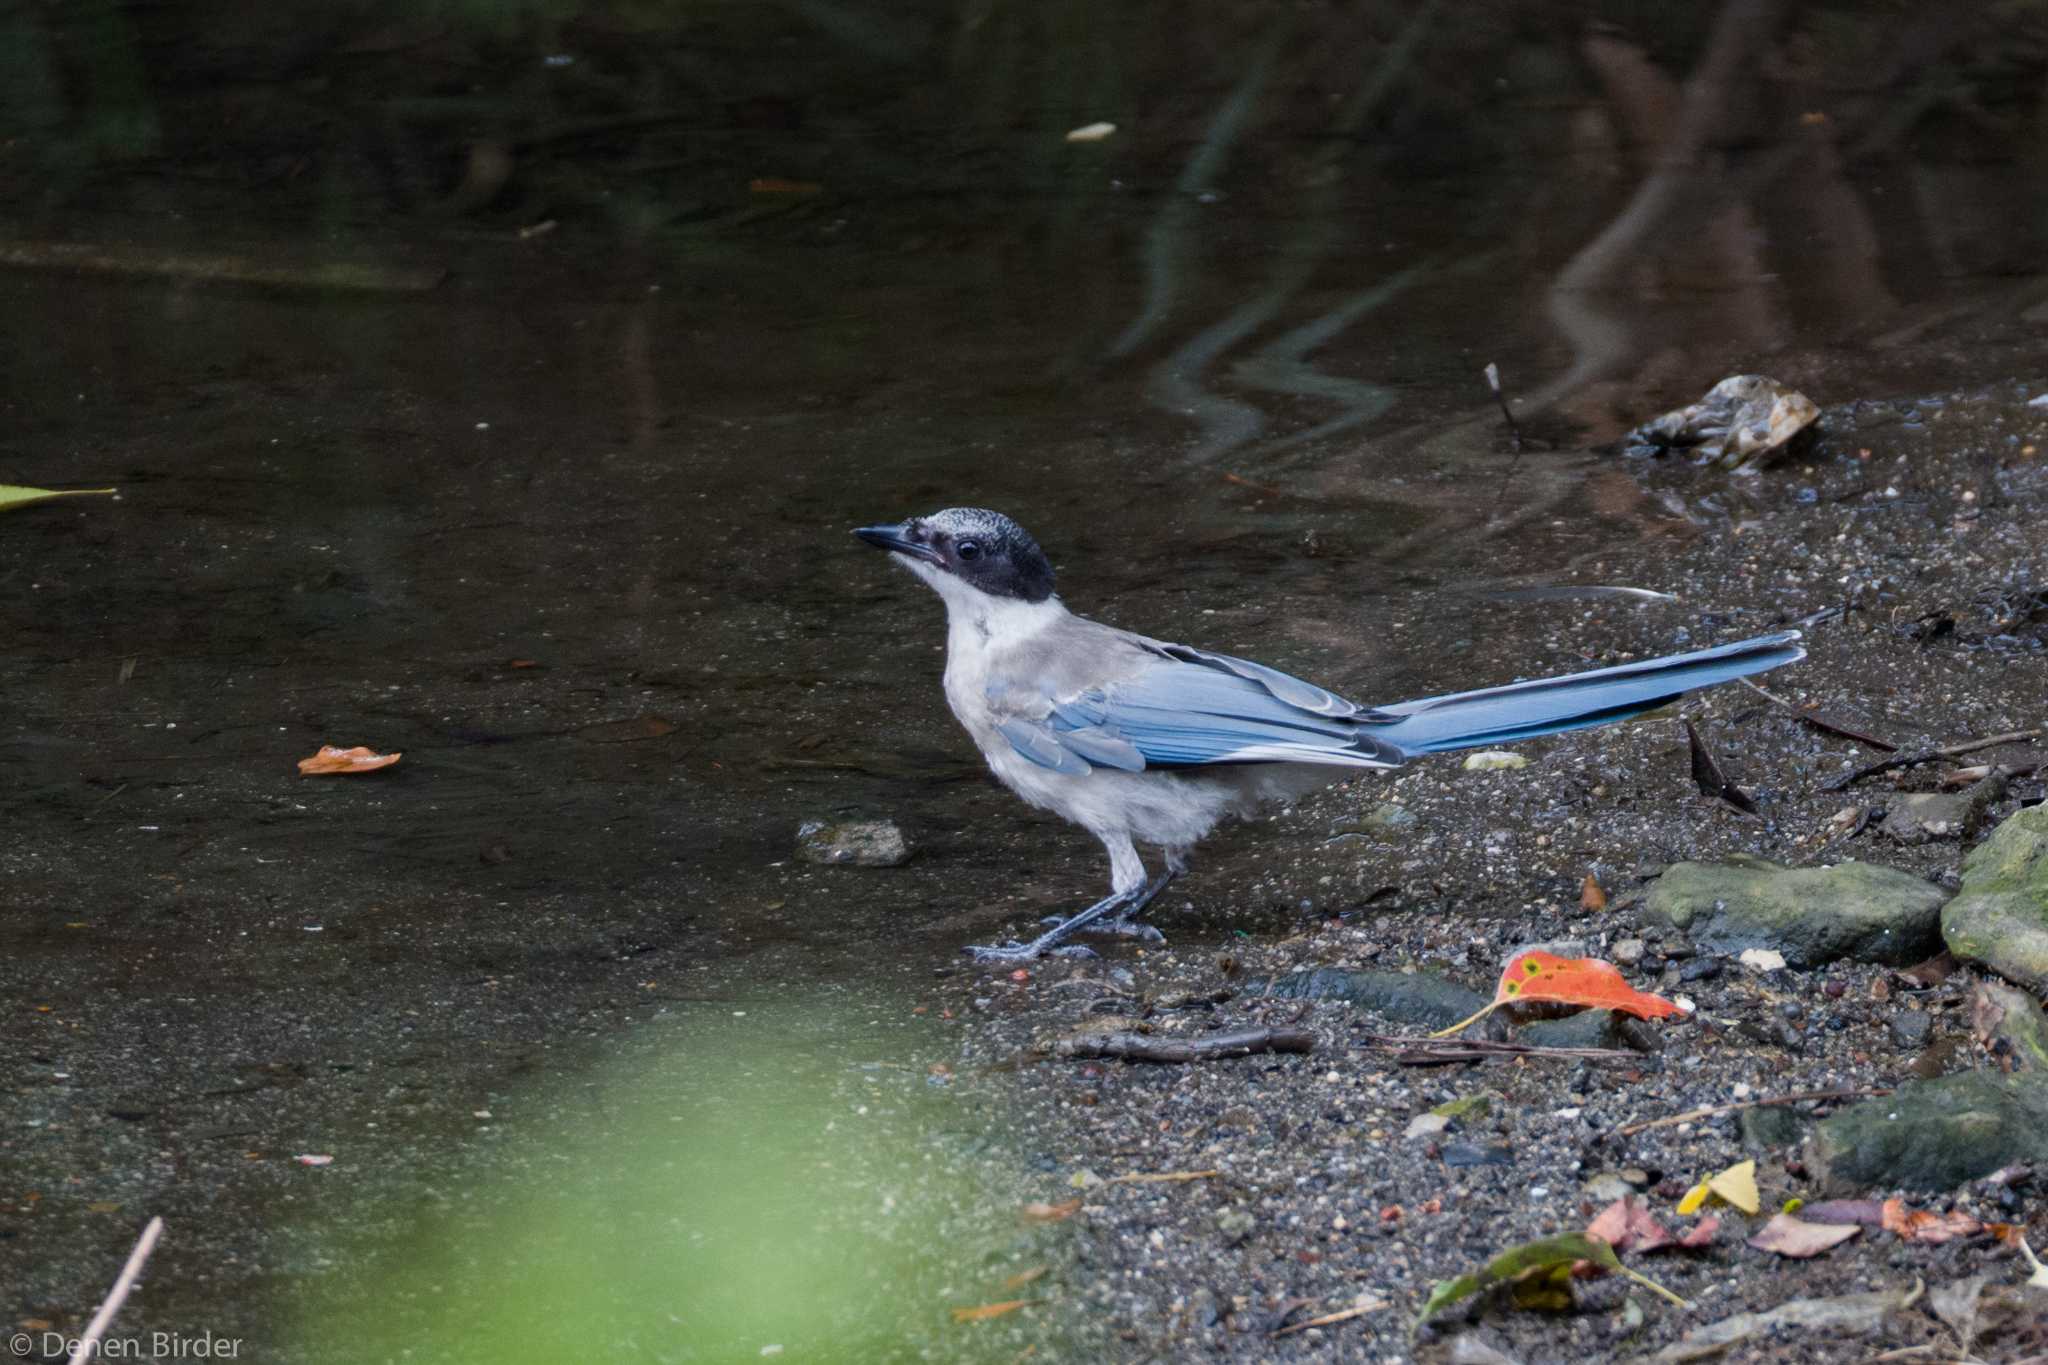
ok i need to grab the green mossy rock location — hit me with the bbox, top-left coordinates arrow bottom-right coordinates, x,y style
1643,856 -> 1946,966
1942,805 -> 2048,993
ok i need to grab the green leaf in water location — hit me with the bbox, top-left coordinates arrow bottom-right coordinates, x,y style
0,484 -> 117,512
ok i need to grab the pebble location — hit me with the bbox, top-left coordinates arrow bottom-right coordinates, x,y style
1612,937 -> 1646,966
1888,1011 -> 1934,1048
1441,1142 -> 1514,1168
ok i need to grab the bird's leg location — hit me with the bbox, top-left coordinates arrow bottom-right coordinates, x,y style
968,832 -> 1153,961
1092,845 -> 1190,933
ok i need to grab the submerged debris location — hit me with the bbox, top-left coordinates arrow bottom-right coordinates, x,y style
1624,374 -> 1820,470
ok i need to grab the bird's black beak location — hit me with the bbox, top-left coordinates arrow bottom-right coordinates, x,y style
854,521 -> 943,565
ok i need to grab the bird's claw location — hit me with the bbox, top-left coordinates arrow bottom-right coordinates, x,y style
1038,914 -> 1163,943
965,940 -> 1097,962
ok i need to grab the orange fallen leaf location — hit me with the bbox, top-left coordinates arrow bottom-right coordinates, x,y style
950,1299 -> 1040,1323
1880,1197 -> 1981,1244
1580,874 -> 1607,910
1019,1198 -> 1082,1223
1431,951 -> 1684,1037
297,745 -> 401,775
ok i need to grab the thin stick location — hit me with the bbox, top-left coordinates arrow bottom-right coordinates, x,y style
1822,730 -> 2041,791
1271,1295 -> 1388,1337
1051,1027 -> 1313,1063
1738,679 -> 1898,751
1354,1035 -> 1639,1063
1611,1088 -> 1891,1138
69,1216 -> 164,1365
1615,1262 -> 1690,1309
1107,1169 -> 1219,1185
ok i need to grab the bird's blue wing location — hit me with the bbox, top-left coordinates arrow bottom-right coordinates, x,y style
997,650 -> 1400,774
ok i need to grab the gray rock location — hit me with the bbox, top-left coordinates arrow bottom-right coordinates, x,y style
795,818 -> 911,867
1941,804 -> 2048,993
1888,1011 -> 1934,1049
1643,856 -> 1947,967
1611,937 -> 1647,966
1883,772 -> 2006,844
1256,967 -> 1486,1029
1519,1009 -> 1638,1050
1808,982 -> 2048,1193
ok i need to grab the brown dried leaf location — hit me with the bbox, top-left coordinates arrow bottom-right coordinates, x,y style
1748,1213 -> 1861,1258
1580,874 -> 1607,911
297,744 -> 401,775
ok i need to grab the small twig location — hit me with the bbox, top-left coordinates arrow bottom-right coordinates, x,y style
1052,1027 -> 1314,1063
1107,1169 -> 1220,1185
1270,1294 -> 1388,1337
1354,1034 -> 1638,1064
1738,679 -> 1898,751
69,1216 -> 164,1365
1611,1087 -> 1891,1138
1823,730 -> 2042,792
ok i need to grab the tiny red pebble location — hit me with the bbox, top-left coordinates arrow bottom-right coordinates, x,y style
1824,981 -> 1846,998
1380,1205 -> 1403,1222
1010,969 -> 1030,982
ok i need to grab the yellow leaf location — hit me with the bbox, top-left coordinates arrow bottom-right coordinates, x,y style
1676,1159 -> 1759,1215
1708,1159 -> 1759,1214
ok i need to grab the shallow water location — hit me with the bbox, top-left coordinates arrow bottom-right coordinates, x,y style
4,2 -> 2047,1356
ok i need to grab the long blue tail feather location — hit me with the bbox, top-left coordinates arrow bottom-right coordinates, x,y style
1369,631 -> 1805,757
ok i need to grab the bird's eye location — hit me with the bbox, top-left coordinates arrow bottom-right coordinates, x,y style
956,540 -> 982,561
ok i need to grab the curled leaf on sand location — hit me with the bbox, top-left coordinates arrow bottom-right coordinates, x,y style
0,484 -> 117,512
297,745 -> 402,775
1019,1198 -> 1081,1223
950,1299 -> 1041,1323
1416,1231 -> 1687,1329
1431,951 -> 1684,1038
1676,1160 -> 1759,1216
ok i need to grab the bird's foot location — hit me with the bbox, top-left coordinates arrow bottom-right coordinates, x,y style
965,940 -> 1097,963
1040,914 -> 1165,943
